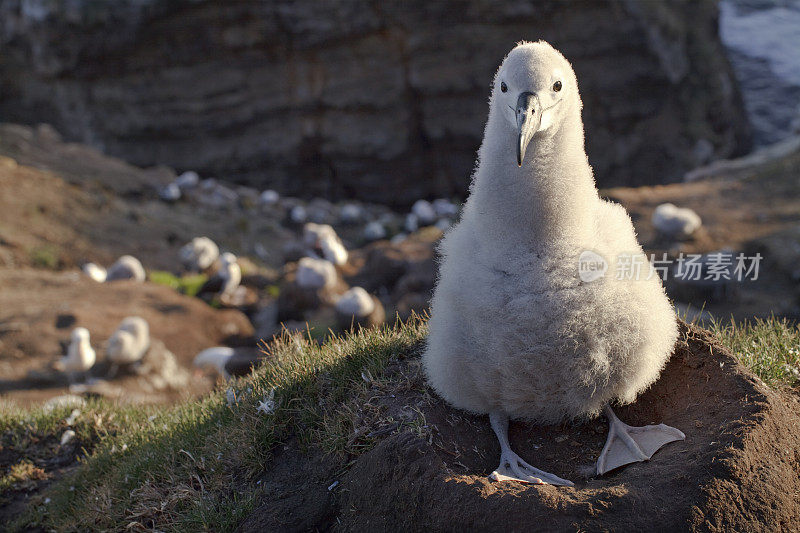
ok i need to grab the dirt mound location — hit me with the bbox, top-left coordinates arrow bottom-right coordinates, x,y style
241,322 -> 800,531
0,268 -> 253,405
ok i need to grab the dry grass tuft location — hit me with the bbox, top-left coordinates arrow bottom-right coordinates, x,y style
0,459 -> 50,494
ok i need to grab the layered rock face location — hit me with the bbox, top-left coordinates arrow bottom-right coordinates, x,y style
0,0 -> 750,205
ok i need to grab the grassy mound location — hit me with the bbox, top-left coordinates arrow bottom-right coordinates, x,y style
2,317 -> 427,531
2,314 -> 798,531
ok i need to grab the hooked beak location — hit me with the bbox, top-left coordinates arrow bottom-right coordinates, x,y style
516,92 -> 542,166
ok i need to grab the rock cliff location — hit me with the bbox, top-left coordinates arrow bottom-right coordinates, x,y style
0,0 -> 751,205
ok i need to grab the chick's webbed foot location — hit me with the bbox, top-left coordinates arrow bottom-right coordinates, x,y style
488,411 -> 573,486
596,405 -> 685,475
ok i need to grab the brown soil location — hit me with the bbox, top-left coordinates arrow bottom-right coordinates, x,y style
0,123 -> 294,272
0,268 -> 253,406
240,322 -> 800,532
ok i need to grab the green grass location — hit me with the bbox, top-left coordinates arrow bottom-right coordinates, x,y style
709,316 -> 800,387
149,270 -> 208,297
3,313 -> 798,530
29,244 -> 60,269
266,284 -> 280,299
3,316 -> 427,532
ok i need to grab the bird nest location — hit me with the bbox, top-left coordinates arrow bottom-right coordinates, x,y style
240,321 -> 800,531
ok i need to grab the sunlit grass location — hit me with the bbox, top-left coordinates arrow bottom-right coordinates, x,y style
148,270 -> 208,297
0,459 -> 49,501
5,316 -> 427,531
3,313 -> 798,530
709,316 -> 800,387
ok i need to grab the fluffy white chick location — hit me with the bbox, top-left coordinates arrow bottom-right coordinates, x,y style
58,327 -> 96,378
105,255 -> 146,282
652,203 -> 702,238
424,41 -> 683,486
180,236 -> 220,271
107,316 -> 150,365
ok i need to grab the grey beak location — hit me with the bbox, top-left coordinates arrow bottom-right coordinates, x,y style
516,92 -> 542,166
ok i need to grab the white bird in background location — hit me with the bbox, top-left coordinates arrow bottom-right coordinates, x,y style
260,189 -> 280,205
411,199 -> 437,226
179,236 -> 220,272
295,257 -> 337,290
107,316 -> 150,367
339,203 -> 363,224
424,41 -> 684,486
334,286 -> 385,330
194,347 -> 235,379
335,286 -> 375,318
82,262 -> 108,282
175,170 -> 200,189
105,255 -> 146,282
363,221 -> 386,241
81,256 -> 145,283
57,327 -> 96,379
652,203 -> 702,239
303,223 -> 349,265
193,346 -> 265,380
196,252 -> 242,303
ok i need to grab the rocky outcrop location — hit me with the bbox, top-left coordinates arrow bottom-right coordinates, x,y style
0,0 -> 750,205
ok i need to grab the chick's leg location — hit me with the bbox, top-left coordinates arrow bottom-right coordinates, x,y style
488,411 -> 574,486
596,405 -> 685,475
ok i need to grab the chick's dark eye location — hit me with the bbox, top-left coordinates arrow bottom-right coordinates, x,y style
500,82 -> 507,93
553,80 -> 562,92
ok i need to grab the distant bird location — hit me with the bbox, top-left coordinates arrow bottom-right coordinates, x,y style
652,203 -> 702,239
302,223 -> 332,247
105,255 -> 146,282
175,171 -> 200,189
107,316 -> 150,367
278,258 -> 346,323
405,214 -> 419,233
363,221 -> 387,241
295,257 -> 337,290
260,189 -> 280,205
159,182 -> 181,202
339,203 -> 364,224
335,287 -> 374,317
82,262 -> 107,282
179,236 -> 220,272
57,327 -> 96,379
303,223 -> 348,265
424,41 -> 683,486
290,205 -> 307,224
433,198 -> 459,218
193,346 -> 265,379
411,200 -> 437,225
335,287 -> 385,329
435,219 -> 451,231
196,252 -> 241,303
320,237 -> 348,266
